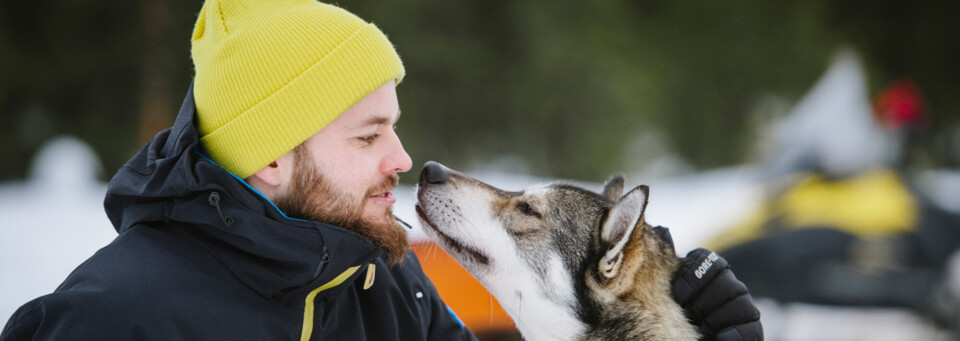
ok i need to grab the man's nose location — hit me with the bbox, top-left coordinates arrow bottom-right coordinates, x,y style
381,134 -> 412,174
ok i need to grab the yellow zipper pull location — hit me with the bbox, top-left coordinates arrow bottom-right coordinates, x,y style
363,263 -> 376,290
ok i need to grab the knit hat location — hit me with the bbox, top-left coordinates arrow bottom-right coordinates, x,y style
191,0 -> 405,178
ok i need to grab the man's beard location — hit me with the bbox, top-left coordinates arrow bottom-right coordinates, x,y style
274,145 -> 408,266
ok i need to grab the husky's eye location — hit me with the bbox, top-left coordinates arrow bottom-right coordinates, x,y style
516,202 -> 542,219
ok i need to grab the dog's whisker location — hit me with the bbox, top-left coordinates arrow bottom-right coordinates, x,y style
429,242 -> 439,262
489,292 -> 494,326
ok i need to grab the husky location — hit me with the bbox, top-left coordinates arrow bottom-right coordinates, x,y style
414,161 -> 699,340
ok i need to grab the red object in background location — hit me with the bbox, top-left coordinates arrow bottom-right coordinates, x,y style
873,79 -> 928,130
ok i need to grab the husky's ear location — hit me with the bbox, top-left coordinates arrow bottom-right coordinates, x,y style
599,185 -> 649,279
601,173 -> 625,202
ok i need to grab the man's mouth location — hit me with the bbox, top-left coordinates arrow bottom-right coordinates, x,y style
415,204 -> 490,265
367,191 -> 396,206
366,174 -> 400,201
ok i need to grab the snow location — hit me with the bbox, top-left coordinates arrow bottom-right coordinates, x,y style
757,299 -> 953,341
0,137 -> 116,323
916,170 -> 960,214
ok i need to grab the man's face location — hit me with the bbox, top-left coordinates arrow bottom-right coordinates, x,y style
274,81 -> 412,265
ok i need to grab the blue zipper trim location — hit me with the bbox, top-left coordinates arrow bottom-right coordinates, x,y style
446,305 -> 465,327
193,147 -> 307,222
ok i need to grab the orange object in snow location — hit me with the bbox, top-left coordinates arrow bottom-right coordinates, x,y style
410,241 -> 517,333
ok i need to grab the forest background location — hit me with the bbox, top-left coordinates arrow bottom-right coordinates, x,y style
1,0 -> 958,182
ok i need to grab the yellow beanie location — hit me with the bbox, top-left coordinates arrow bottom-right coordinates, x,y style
191,0 -> 405,178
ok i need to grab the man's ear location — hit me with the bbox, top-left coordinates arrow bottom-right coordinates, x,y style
601,173 -> 625,202
599,185 -> 649,279
249,161 -> 283,187
246,150 -> 296,200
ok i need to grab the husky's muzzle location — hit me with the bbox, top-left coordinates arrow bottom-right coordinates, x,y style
415,161 -> 491,265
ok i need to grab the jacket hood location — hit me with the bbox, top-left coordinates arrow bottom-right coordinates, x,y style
104,86 -> 380,299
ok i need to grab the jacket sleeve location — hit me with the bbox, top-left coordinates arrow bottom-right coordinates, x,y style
2,298 -> 44,340
1,294 -> 130,341
1,292 -> 178,341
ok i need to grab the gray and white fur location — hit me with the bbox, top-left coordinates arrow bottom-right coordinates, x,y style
415,162 -> 699,341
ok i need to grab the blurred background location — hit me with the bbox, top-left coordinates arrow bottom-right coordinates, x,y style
2,0 -> 960,340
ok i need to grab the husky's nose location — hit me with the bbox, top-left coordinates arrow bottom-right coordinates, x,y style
421,161 -> 449,184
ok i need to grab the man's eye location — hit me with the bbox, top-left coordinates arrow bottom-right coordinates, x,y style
516,202 -> 542,219
359,134 -> 380,144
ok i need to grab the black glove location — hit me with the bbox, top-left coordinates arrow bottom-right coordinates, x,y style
654,226 -> 763,341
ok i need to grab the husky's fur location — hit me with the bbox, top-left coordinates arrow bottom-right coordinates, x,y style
415,163 -> 699,340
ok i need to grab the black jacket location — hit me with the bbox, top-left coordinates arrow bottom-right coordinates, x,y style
1,87 -> 475,341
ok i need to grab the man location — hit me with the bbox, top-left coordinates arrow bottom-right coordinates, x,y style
1,0 -> 761,340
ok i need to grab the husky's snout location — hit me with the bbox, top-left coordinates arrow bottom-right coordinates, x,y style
415,161 -> 493,266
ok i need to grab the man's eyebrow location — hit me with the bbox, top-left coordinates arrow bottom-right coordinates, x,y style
354,110 -> 401,129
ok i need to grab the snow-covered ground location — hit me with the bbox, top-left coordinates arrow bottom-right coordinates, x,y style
0,137 -> 116,323
757,299 -> 953,341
